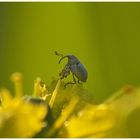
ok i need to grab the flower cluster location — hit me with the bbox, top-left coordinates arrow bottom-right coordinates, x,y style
0,72 -> 140,138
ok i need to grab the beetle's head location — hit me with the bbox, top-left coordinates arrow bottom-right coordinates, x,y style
59,54 -> 79,65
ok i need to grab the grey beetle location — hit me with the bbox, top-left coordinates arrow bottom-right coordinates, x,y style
55,51 -> 88,87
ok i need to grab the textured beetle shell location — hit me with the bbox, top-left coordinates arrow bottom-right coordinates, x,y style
70,62 -> 88,82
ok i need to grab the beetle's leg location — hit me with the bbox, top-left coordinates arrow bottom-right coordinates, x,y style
64,82 -> 76,88
64,73 -> 76,88
59,64 -> 71,80
72,73 -> 76,83
78,80 -> 82,84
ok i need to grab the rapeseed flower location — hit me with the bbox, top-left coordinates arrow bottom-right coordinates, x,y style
0,72 -> 140,138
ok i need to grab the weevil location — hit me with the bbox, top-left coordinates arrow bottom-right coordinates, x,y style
55,51 -> 88,88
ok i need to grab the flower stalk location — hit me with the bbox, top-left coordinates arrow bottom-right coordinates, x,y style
49,79 -> 61,108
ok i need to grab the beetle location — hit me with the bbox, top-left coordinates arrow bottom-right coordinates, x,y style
55,51 -> 88,88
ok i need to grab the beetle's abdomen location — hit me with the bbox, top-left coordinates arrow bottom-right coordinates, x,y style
70,63 -> 88,82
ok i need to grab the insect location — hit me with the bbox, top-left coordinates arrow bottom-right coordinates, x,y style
55,51 -> 88,88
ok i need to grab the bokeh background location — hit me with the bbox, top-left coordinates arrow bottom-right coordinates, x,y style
1,2 -> 140,103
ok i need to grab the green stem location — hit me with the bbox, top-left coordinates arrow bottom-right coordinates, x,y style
46,96 -> 79,137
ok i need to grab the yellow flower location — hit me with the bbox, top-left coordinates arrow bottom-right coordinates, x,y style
65,103 -> 115,138
1,72 -> 140,138
0,73 -> 48,138
64,85 -> 140,138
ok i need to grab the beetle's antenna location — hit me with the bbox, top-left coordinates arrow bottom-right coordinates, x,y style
58,55 -> 69,64
54,51 -> 68,64
54,51 -> 63,57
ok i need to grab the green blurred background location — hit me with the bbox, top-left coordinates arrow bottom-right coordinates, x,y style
1,2 -> 140,103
